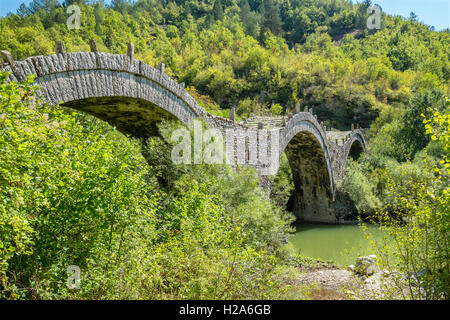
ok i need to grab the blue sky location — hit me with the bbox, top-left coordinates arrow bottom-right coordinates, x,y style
1,0 -> 449,30
353,0 -> 449,31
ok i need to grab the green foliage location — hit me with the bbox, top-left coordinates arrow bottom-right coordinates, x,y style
0,73 -> 297,299
396,90 -> 446,161
0,0 -> 449,300
341,159 -> 380,213
1,0 -> 448,129
270,103 -> 283,115
212,0 -> 224,22
344,90 -> 447,215
143,120 -> 295,252
260,0 -> 283,38
269,154 -> 294,208
0,71 -> 157,298
363,106 -> 449,299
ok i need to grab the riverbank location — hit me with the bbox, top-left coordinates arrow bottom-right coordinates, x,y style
294,262 -> 365,299
287,256 -> 393,300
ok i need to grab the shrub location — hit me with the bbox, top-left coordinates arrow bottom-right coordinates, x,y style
0,72 -> 295,299
363,104 -> 449,300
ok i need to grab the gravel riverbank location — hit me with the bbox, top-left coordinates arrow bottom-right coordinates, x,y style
295,264 -> 390,300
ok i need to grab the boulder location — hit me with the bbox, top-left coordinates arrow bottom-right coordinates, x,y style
354,255 -> 378,276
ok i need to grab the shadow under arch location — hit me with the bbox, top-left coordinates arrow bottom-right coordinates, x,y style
62,96 -> 179,139
284,131 -> 335,223
348,139 -> 364,161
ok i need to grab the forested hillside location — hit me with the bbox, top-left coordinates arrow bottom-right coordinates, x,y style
0,0 -> 448,300
1,0 -> 449,128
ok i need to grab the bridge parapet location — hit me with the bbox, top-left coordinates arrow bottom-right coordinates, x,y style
1,50 -> 207,123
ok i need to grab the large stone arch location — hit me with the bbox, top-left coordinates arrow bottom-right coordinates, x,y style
3,52 -> 205,138
279,113 -> 336,223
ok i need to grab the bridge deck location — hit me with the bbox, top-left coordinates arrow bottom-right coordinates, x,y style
241,116 -> 352,146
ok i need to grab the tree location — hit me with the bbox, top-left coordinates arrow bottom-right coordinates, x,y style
17,3 -> 32,17
94,1 -> 104,35
213,0 -> 224,21
356,0 -> 372,29
240,0 -> 259,38
27,0 -> 59,14
63,0 -> 87,6
260,0 -> 282,37
110,0 -> 133,14
409,12 -> 418,22
240,0 -> 251,23
270,103 -> 283,115
397,89 -> 446,160
366,105 -> 450,300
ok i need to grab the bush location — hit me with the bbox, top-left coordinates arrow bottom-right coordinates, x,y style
0,71 -> 157,298
363,105 -> 449,300
340,159 -> 380,214
0,72 -> 295,299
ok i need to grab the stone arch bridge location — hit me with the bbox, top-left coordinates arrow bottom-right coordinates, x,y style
1,45 -> 366,223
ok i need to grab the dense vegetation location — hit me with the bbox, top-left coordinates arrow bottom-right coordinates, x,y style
359,104 -> 449,299
2,0 -> 449,127
0,71 -> 299,299
0,0 -> 449,299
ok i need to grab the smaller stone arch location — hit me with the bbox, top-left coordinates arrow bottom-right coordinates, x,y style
348,139 -> 364,160
329,129 -> 368,183
344,129 -> 367,161
279,113 -> 336,223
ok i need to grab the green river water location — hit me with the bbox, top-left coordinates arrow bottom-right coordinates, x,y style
289,223 -> 384,267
